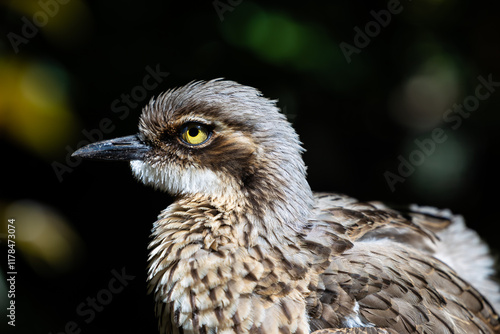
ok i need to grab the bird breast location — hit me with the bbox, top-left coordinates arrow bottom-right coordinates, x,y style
147,198 -> 317,334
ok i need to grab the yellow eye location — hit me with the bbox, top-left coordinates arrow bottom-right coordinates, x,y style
180,123 -> 211,145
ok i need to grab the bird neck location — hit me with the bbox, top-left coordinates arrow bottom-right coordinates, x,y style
158,169 -> 314,251
240,153 -> 315,240
179,195 -> 311,247
202,166 -> 314,245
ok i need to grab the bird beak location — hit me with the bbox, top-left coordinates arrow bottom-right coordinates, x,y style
72,134 -> 151,161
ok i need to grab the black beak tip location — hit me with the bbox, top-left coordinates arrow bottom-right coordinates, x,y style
72,145 -> 96,159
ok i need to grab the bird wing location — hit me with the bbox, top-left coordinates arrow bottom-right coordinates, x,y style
311,193 -> 446,250
307,193 -> 500,334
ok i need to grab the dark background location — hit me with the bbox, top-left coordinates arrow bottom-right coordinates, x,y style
1,0 -> 499,333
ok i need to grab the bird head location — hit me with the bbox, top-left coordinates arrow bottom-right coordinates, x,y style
73,79 -> 313,222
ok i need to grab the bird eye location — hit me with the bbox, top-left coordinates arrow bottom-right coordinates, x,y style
180,123 -> 211,146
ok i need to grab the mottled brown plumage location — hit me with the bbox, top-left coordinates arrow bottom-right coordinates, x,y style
73,79 -> 500,334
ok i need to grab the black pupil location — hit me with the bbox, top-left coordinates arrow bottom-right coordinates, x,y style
188,127 -> 199,137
